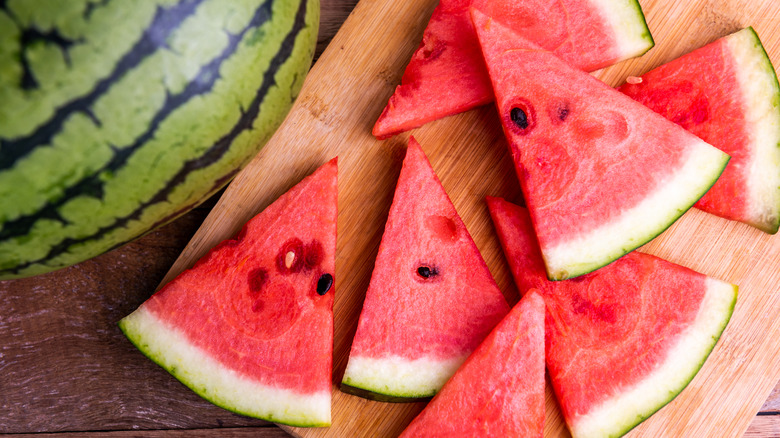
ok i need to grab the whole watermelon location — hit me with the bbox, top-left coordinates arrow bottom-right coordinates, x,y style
0,0 -> 320,278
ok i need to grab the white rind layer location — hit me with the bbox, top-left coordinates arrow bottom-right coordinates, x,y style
569,277 -> 738,438
119,306 -> 331,427
589,0 -> 654,60
543,139 -> 729,280
342,354 -> 468,399
726,28 -> 780,233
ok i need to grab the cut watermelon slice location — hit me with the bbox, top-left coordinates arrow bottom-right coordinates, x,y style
472,9 -> 731,280
341,137 -> 510,401
399,290 -> 545,438
119,159 -> 338,427
619,27 -> 780,234
487,196 -> 737,438
372,0 -> 653,139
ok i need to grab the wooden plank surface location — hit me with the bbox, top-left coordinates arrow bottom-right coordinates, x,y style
0,0 -> 778,437
158,0 -> 780,437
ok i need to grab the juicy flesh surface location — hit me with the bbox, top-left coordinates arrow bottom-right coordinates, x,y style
343,138 -> 509,397
373,0 -> 491,138
123,159 -> 337,397
473,11 -> 728,279
487,197 -> 736,438
120,306 -> 331,426
399,291 -> 545,438
373,0 -> 649,138
619,28 -> 780,233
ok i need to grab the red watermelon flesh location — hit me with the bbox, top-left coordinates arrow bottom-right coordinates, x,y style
119,158 -> 338,427
372,0 -> 493,140
487,196 -> 737,438
399,290 -> 545,438
472,9 -> 730,280
619,27 -> 780,234
372,0 -> 654,139
341,137 -> 510,401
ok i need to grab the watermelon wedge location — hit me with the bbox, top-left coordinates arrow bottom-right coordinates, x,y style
399,290 -> 545,438
119,159 -> 338,427
472,9 -> 731,280
487,196 -> 737,438
341,137 -> 510,401
372,0 -> 653,139
619,27 -> 780,234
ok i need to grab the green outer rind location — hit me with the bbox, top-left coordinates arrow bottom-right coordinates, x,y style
543,148 -> 730,281
339,383 -> 432,403
0,0 -> 320,279
119,306 -> 331,427
568,280 -> 738,438
728,27 -> 780,234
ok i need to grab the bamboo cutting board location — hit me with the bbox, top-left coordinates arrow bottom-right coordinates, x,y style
159,0 -> 780,436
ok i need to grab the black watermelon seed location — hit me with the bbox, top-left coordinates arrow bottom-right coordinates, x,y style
510,107 -> 529,129
316,273 -> 333,295
417,266 -> 438,279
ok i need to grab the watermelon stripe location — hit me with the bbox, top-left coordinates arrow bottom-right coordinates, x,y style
0,0 -> 273,242
17,27 -> 82,90
83,0 -> 112,21
0,0 -> 205,169
0,0 -> 311,276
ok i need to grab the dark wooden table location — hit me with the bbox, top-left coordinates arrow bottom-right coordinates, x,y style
1,1 -> 778,437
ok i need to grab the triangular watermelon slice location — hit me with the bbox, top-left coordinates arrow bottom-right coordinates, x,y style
472,9 -> 731,280
399,290 -> 545,438
487,196 -> 737,438
341,137 -> 510,401
372,0 -> 654,139
119,159 -> 338,427
619,27 -> 780,234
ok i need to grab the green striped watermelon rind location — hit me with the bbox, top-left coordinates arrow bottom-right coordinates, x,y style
726,27 -> 780,234
0,0 -> 319,279
568,278 -> 737,438
339,382 -> 424,403
119,305 -> 331,427
340,354 -> 468,402
541,137 -> 730,281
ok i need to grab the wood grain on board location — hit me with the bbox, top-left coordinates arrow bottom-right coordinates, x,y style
157,0 -> 780,437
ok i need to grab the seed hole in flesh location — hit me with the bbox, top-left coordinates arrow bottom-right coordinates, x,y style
304,240 -> 323,270
546,100 -> 570,125
276,238 -> 304,274
420,36 -> 445,61
427,215 -> 459,242
247,268 -> 268,296
316,273 -> 333,295
557,106 -> 569,122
